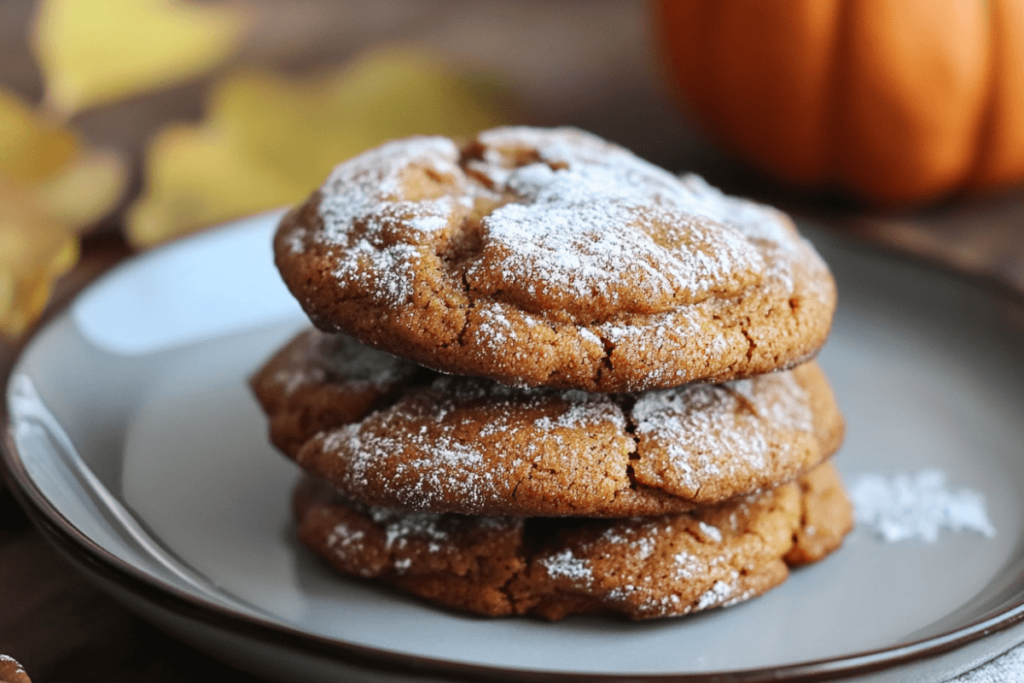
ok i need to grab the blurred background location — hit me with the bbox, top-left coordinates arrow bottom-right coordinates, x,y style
0,0 -> 720,344
2,1 -> 1024,680
4,0 -> 1024,343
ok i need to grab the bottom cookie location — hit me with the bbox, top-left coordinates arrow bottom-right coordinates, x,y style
293,462 -> 852,620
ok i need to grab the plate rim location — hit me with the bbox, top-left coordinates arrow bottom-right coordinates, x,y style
4,215 -> 1024,682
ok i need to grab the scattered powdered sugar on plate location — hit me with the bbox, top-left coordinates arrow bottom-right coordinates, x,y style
850,470 -> 995,543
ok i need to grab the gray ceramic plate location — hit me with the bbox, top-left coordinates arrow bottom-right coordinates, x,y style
5,212 -> 1024,683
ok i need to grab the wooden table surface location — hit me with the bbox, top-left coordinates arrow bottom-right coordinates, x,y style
4,2 -> 1024,681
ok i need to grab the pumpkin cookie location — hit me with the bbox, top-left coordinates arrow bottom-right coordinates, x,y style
0,656 -> 31,683
250,329 -> 423,457
253,329 -> 844,517
292,462 -> 852,620
274,126 -> 836,392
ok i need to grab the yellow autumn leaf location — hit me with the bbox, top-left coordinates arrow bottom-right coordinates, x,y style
0,88 -> 127,230
34,147 -> 126,228
0,181 -> 79,337
0,89 -> 77,182
213,51 -> 512,189
33,0 -> 247,116
0,87 -> 127,337
127,123 -> 305,247
127,47 -> 514,246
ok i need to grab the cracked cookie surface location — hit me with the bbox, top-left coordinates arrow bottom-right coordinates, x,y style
252,329 -> 844,517
292,462 -> 851,620
274,126 -> 837,392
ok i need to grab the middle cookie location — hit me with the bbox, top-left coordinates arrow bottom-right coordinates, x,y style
252,330 -> 844,518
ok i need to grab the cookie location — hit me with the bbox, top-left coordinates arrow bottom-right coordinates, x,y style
0,656 -> 31,683
253,330 -> 844,517
292,462 -> 852,620
250,330 -> 422,457
274,126 -> 836,392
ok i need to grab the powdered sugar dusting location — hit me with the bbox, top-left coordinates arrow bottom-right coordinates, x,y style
317,333 -> 417,388
676,174 -> 792,248
465,128 -> 766,316
326,522 -> 366,550
316,137 -> 465,307
472,306 -> 521,346
632,371 -> 813,497
0,656 -> 25,676
540,549 -> 594,585
322,502 -> 520,576
532,517 -> 748,617
313,377 -> 630,513
303,472 -> 809,619
366,506 -> 453,551
596,308 -> 711,382
467,181 -> 759,314
318,136 -> 461,238
265,330 -> 417,397
301,359 -> 821,513
323,416 -> 493,511
674,550 -> 702,579
578,327 -> 602,347
287,127 -> 835,391
698,521 -> 723,543
272,366 -> 325,396
850,470 -> 995,543
533,513 -> 766,618
323,519 -> 376,577
676,173 -> 834,306
696,574 -> 738,610
531,398 -> 621,431
310,127 -> 818,322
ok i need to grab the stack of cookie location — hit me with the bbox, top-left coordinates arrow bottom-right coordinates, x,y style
251,127 -> 852,620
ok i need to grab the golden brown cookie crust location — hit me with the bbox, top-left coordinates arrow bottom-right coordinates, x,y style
785,461 -> 855,566
274,126 -> 836,393
292,462 -> 851,620
253,330 -> 844,517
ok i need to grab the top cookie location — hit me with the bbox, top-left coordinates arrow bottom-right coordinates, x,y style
275,126 -> 836,392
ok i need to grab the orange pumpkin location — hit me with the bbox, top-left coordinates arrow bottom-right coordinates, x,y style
656,0 -> 1024,205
